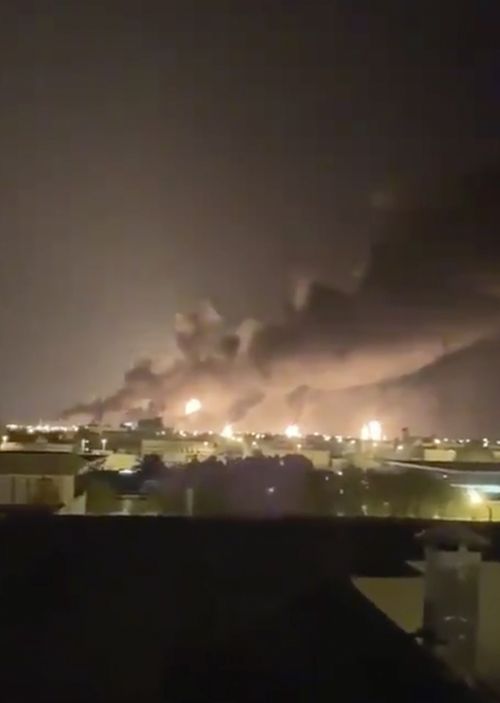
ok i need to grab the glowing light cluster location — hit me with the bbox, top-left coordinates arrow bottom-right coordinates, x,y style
185,398 -> 202,416
284,424 -> 301,439
220,423 -> 234,439
360,420 -> 382,442
6,423 -> 79,433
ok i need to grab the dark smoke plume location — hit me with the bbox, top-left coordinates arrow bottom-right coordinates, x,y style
63,165 -> 500,434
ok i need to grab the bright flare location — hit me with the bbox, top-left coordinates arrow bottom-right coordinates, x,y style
221,423 -> 234,439
185,398 -> 202,415
360,420 -> 383,442
284,424 -> 301,439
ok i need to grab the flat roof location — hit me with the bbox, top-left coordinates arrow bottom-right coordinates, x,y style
0,451 -> 88,476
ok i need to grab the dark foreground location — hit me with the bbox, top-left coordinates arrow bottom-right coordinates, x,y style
0,516 -> 497,702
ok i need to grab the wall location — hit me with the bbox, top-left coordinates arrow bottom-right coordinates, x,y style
423,448 -> 456,462
354,561 -> 500,692
103,453 -> 138,471
0,473 -> 84,514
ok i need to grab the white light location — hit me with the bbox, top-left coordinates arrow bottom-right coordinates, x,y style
361,420 -> 382,442
367,420 -> 382,442
185,398 -> 202,415
101,438 -> 108,451
396,444 -> 404,451
284,424 -> 301,439
297,443 -> 302,449
467,488 -> 483,506
323,434 -> 331,441
220,424 -> 234,439
266,486 -> 275,494
434,438 -> 441,445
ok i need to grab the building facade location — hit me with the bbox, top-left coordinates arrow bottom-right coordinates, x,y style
0,451 -> 88,514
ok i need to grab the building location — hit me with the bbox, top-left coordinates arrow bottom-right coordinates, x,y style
0,451 -> 88,514
355,559 -> 500,692
102,452 -> 139,471
1,440 -> 75,453
136,417 -> 164,433
141,438 -> 218,464
255,438 -> 331,468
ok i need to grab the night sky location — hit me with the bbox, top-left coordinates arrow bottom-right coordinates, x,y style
0,2 -> 498,423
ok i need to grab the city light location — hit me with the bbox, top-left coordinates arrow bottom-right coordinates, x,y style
185,398 -> 202,415
284,424 -> 301,439
220,423 -> 234,439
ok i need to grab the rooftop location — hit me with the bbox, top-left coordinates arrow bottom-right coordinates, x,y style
0,517 -> 494,702
0,451 -> 88,476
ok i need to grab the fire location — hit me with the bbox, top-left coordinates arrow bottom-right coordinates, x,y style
185,398 -> 202,415
284,424 -> 301,439
360,419 -> 382,441
220,423 -> 234,439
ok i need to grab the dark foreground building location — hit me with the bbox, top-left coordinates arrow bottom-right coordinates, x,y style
0,517 -> 493,702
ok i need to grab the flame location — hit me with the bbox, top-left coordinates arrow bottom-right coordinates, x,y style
360,419 -> 382,441
284,424 -> 301,439
221,423 -> 234,439
185,398 -> 202,415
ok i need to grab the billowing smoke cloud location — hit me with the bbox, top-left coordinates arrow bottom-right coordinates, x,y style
63,165 -> 500,434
